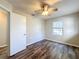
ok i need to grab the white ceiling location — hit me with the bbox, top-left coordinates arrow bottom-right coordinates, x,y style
7,0 -> 79,19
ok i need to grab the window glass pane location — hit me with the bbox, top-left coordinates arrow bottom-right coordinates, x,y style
53,29 -> 63,35
53,21 -> 63,28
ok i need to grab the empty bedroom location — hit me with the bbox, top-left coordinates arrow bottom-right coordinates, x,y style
0,0 -> 79,59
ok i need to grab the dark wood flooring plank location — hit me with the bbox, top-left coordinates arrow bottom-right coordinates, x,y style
10,40 -> 79,59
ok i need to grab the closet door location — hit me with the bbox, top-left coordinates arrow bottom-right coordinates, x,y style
10,13 -> 26,56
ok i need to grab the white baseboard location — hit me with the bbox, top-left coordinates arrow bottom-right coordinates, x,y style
46,39 -> 79,48
0,44 -> 8,48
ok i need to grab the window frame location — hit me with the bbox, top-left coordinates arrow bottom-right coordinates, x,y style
52,21 -> 64,36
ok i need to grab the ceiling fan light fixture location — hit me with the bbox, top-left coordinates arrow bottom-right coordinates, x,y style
32,0 -> 59,16
42,11 -> 48,16
41,4 -> 49,16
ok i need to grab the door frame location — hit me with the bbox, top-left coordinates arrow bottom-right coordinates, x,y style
0,6 -> 10,56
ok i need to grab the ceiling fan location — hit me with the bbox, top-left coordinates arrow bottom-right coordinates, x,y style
32,0 -> 61,16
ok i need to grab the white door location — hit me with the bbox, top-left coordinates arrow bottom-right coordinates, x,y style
10,13 -> 26,56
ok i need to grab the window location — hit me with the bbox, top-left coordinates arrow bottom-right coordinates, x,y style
52,21 -> 63,35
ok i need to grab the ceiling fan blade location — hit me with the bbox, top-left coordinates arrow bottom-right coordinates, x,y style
43,0 -> 61,6
47,7 -> 58,15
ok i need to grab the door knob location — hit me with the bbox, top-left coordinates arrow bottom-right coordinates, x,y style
24,34 -> 26,36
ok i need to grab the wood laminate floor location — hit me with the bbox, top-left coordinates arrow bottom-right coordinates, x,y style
10,40 -> 79,59
0,46 -> 8,59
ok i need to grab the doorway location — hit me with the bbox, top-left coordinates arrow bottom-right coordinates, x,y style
0,7 -> 10,59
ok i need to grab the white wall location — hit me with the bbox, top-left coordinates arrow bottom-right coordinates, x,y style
26,15 -> 45,45
45,13 -> 79,47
